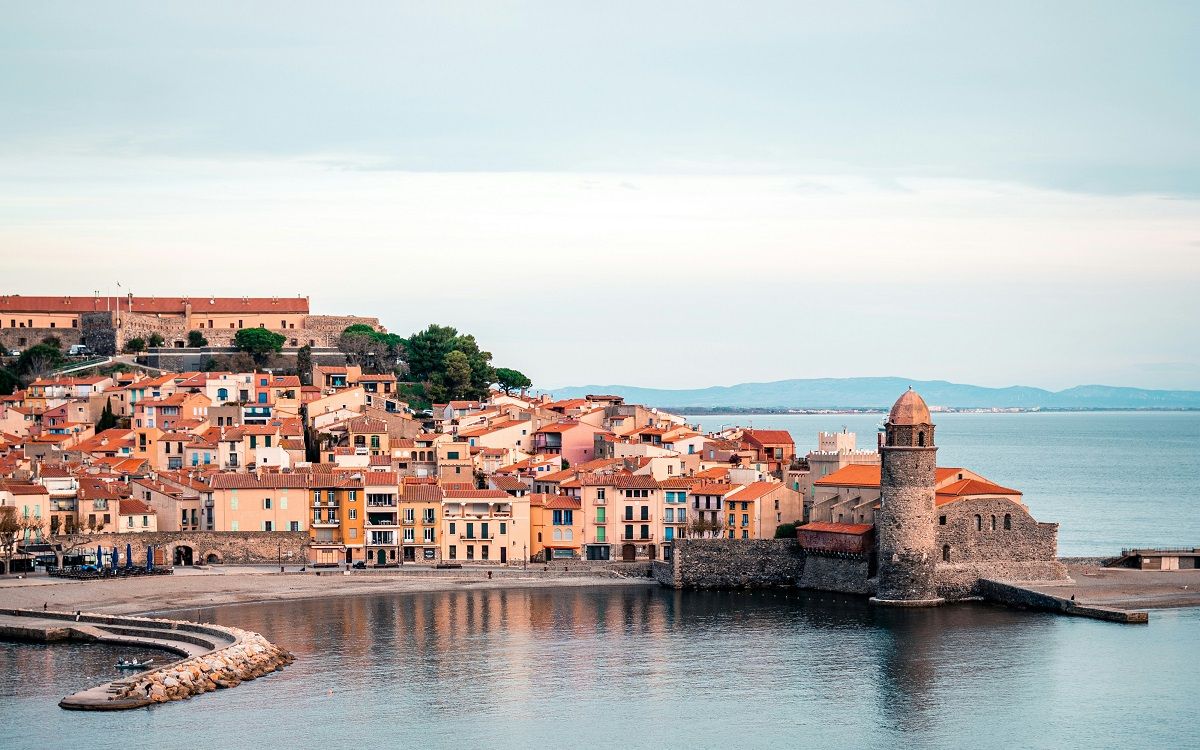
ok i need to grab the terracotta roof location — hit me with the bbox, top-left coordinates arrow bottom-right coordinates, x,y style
443,488 -> 510,499
490,475 -> 529,492
612,475 -> 659,490
0,295 -> 309,314
741,429 -> 795,447
935,479 -> 1022,506
728,481 -> 781,502
658,477 -> 697,489
691,482 -> 736,495
888,387 -> 932,426
209,474 -> 312,489
119,498 -> 156,515
529,493 -> 581,509
401,484 -> 445,503
0,482 -> 49,495
814,464 -> 881,488
798,522 -> 873,535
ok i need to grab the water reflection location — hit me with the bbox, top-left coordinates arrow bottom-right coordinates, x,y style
3,587 -> 1198,749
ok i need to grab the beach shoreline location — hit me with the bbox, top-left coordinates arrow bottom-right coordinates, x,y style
0,567 -> 656,618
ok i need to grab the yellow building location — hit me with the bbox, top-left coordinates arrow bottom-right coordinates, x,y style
398,482 -> 443,563
308,473 -> 365,566
529,493 -> 583,561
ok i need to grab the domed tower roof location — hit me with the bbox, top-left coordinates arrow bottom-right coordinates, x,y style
888,387 -> 931,426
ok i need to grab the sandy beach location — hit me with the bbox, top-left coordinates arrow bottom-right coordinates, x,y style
3,563 -> 1197,618
0,567 -> 655,616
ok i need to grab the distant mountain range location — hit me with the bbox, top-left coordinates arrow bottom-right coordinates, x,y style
547,377 -> 1200,410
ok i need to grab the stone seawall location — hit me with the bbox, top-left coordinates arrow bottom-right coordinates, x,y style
977,579 -> 1148,624
64,530 -> 310,565
670,539 -> 805,589
800,553 -> 875,595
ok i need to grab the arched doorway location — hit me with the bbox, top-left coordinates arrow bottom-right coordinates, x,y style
647,544 -> 656,560
205,552 -> 221,565
376,549 -> 386,566
621,544 -> 636,561
174,545 -> 194,566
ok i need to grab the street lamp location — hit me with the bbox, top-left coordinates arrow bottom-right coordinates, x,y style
277,540 -> 282,573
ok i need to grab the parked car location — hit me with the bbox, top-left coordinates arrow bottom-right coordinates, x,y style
351,560 -> 366,569
6,349 -> 19,357
67,344 -> 92,356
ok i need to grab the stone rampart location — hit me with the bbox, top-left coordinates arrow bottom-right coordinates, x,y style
63,530 -> 309,565
0,327 -> 84,350
670,539 -> 805,589
799,553 -> 875,595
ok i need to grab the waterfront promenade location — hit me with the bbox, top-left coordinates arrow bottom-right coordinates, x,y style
0,565 -> 657,616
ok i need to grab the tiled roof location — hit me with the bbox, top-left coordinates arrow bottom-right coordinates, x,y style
798,522 -> 873,535
401,484 -> 445,502
530,493 -> 581,509
741,429 -> 795,446
0,295 -> 309,314
728,481 -> 782,502
443,489 -> 510,499
813,464 -> 881,488
119,498 -> 156,515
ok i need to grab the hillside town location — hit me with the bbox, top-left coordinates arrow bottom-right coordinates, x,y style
0,294 -> 835,571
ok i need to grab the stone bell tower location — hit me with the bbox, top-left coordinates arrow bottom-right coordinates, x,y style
871,388 -> 943,606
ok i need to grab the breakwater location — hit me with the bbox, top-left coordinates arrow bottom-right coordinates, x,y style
0,609 -> 293,709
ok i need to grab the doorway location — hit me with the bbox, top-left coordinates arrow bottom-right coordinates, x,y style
376,549 -> 386,566
173,545 -> 194,566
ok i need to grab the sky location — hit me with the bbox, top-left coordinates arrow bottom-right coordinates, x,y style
1,2 -> 1198,391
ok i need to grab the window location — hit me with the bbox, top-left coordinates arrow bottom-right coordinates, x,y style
596,527 -> 606,542
327,491 -> 335,502
264,520 -> 273,531
624,506 -> 633,521
942,544 -> 951,562
481,546 -> 488,560
466,523 -> 475,539
640,506 -> 649,521
596,507 -> 605,523
991,515 -> 997,531
126,516 -> 134,528
404,508 -> 415,523
1004,514 -> 1012,530
466,545 -> 475,560
728,513 -> 735,526
625,524 -> 633,540
404,528 -> 414,542
939,515 -> 946,525
499,522 -> 506,535
289,521 -> 300,532
449,522 -> 456,535
596,488 -> 605,500
742,513 -> 749,527
664,508 -> 674,523
640,524 -> 649,539
974,514 -> 982,531
424,508 -> 435,523
349,490 -> 357,502
264,497 -> 272,510
424,528 -> 434,543
349,508 -> 357,520
481,522 -> 489,539
918,431 -> 926,447
449,545 -> 457,560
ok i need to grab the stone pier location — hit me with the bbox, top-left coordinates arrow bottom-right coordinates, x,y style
0,608 -> 294,709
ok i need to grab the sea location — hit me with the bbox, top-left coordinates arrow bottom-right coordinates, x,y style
684,411 -> 1200,556
2,588 -> 1198,749
1,412 -> 1197,748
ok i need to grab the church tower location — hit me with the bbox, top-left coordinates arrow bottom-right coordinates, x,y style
871,388 -> 943,606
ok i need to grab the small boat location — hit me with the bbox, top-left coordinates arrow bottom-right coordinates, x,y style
116,658 -> 153,669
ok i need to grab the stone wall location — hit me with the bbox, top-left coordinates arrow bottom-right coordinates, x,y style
669,539 -> 805,589
76,310 -> 382,354
64,530 -> 310,565
0,326 -> 85,351
146,347 -> 346,372
937,497 -> 1060,563
799,553 -> 875,595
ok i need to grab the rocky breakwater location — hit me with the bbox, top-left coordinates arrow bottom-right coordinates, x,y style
117,628 -> 294,705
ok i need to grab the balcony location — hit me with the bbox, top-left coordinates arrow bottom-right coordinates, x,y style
312,499 -> 340,508
311,518 -> 340,527
593,517 -> 607,524
621,515 -> 653,524
620,533 -> 654,542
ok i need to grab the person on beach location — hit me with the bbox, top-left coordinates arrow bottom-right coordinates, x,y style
75,610 -> 81,622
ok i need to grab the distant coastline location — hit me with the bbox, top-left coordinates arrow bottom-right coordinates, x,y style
676,406 -> 1200,415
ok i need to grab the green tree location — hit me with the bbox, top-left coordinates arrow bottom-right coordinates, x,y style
0,368 -> 18,396
96,398 -> 118,432
296,345 -> 313,386
441,350 -> 474,400
124,337 -> 146,354
774,522 -> 798,539
187,330 -> 209,347
233,328 -> 286,365
495,367 -> 532,396
17,344 -> 64,376
403,324 -> 460,382
41,335 -> 61,350
147,332 -> 166,348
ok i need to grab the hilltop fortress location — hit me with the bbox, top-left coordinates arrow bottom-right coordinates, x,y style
0,294 -> 380,355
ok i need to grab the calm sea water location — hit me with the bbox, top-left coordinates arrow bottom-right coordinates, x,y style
686,411 -> 1200,556
2,587 -> 1198,749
